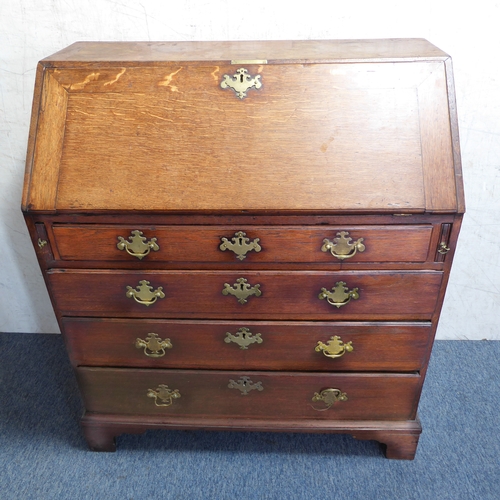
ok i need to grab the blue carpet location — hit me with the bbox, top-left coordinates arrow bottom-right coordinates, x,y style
0,334 -> 499,500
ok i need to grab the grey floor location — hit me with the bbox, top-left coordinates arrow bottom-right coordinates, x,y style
0,334 -> 499,500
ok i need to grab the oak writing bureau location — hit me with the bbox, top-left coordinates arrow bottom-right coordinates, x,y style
22,39 -> 464,459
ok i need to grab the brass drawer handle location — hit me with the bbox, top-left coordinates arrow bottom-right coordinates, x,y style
321,231 -> 365,260
312,388 -> 348,411
126,280 -> 165,306
135,333 -> 172,358
147,384 -> 181,407
228,376 -> 263,395
117,230 -> 159,260
220,68 -> 262,99
438,242 -> 450,254
222,278 -> 262,304
315,336 -> 353,359
319,281 -> 359,309
220,231 -> 261,260
225,327 -> 263,349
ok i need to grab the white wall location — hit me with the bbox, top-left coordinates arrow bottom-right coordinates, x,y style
1,1 -> 499,339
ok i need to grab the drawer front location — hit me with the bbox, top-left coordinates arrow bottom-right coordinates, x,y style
76,367 -> 421,421
49,270 -> 442,320
51,224 -> 433,264
63,318 -> 432,372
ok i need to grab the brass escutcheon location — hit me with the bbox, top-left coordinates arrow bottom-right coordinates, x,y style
147,384 -> 181,407
321,231 -> 365,260
220,68 -> 262,99
312,388 -> 348,411
135,333 -> 172,358
225,327 -> 263,349
219,231 -> 262,260
315,336 -> 353,359
126,280 -> 165,306
319,281 -> 359,308
228,376 -> 263,395
37,238 -> 48,249
117,230 -> 159,260
222,278 -> 262,304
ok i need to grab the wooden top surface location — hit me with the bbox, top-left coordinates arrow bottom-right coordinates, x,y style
41,39 -> 449,66
23,40 -> 463,214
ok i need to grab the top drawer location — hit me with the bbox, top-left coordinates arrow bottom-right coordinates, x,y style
50,224 -> 433,264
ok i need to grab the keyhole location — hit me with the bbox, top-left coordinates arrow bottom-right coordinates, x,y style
240,73 -> 244,83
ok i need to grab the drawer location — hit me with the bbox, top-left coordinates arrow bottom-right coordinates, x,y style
50,224 -> 433,264
63,318 -> 432,372
76,367 -> 421,421
49,269 -> 442,320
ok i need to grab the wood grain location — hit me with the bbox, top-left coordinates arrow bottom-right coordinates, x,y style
52,63 -> 429,212
47,269 -> 442,320
76,367 -> 421,420
25,70 -> 68,211
62,318 -> 432,372
51,224 -> 434,263
22,40 -> 465,458
41,39 -> 449,66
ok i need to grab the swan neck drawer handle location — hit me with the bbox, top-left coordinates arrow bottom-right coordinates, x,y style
136,333 -> 172,358
117,230 -> 159,260
315,336 -> 353,358
312,388 -> 348,411
126,280 -> 165,306
321,231 -> 365,260
147,385 -> 180,407
318,281 -> 359,308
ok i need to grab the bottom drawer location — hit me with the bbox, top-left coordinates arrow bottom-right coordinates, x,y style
76,368 -> 421,421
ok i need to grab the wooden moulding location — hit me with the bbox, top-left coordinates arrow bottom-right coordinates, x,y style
81,412 -> 422,460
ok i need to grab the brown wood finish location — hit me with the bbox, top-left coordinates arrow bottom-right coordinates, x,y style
48,269 -> 442,320
76,367 -> 421,420
51,224 -> 434,263
22,56 -> 461,214
42,39 -> 449,65
22,40 -> 465,459
62,318 -> 432,372
80,412 -> 422,458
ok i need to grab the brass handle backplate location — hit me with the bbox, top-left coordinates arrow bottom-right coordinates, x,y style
136,333 -> 172,358
312,388 -> 348,411
220,231 -> 262,260
315,336 -> 353,359
319,281 -> 359,308
321,231 -> 365,260
126,280 -> 165,306
222,278 -> 262,304
117,230 -> 159,260
228,376 -> 263,395
220,68 -> 262,99
225,327 -> 263,349
147,384 -> 181,407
